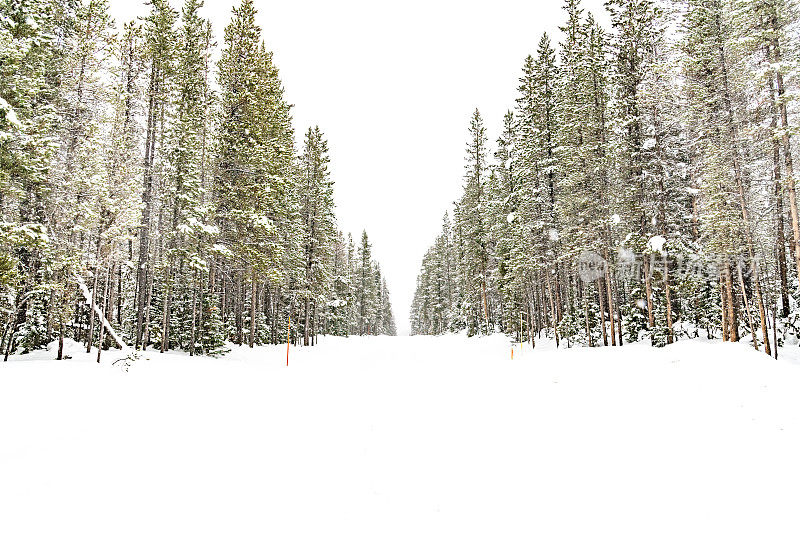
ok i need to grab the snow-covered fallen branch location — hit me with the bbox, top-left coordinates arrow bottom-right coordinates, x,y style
76,275 -> 136,366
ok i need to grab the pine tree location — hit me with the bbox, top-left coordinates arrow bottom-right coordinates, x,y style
159,0 -> 216,355
355,230 -> 376,335
135,0 -> 176,349
299,126 -> 336,345
457,109 -> 491,336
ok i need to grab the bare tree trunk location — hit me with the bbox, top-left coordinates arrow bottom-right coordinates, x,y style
604,259 -> 617,346
768,24 -> 800,295
737,261 -> 758,351
597,278 -> 608,346
97,265 -> 112,363
614,277 -> 624,346
46,289 -> 54,344
664,256 -> 674,345
190,273 -> 197,357
249,274 -> 256,348
725,263 -> 739,342
545,269 -> 559,347
57,325 -> 64,361
773,305 -> 779,360
643,256 -> 655,332
584,293 -> 593,348
768,66 -> 791,317
143,274 -> 154,350
481,277 -> 489,334
161,268 -> 171,353
117,263 -> 123,326
86,244 -> 101,353
304,297 -> 310,347
236,270 -> 243,345
720,274 -> 729,342
756,279 -> 771,357
136,63 -> 159,349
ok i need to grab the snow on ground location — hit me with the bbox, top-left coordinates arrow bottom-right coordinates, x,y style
2,334 -> 800,532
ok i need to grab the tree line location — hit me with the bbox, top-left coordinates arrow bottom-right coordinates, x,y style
0,0 -> 396,361
412,0 -> 799,355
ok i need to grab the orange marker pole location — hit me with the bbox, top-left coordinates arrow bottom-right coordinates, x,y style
286,316 -> 290,367
511,347 -> 514,360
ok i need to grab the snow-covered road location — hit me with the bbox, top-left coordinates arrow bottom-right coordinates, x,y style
2,335 -> 799,532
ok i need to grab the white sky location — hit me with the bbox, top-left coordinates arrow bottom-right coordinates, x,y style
109,0 -> 608,335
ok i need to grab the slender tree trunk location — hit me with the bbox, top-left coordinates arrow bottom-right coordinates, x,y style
756,279 -> 771,357
643,256 -> 655,331
584,290 -> 593,348
249,274 -> 256,348
304,297 -> 310,347
664,256 -> 674,345
768,24 -> 800,295
86,244 -> 101,353
545,269 -> 559,347
604,258 -> 617,346
161,268 -> 171,353
773,305 -> 779,360
737,261 -> 758,351
236,270 -> 243,345
767,65 -> 791,318
117,263 -> 123,326
57,325 -> 64,361
597,278 -> 608,346
46,289 -> 54,344
720,274 -> 729,342
725,262 -> 739,342
191,274 -> 198,357
136,64 -> 160,349
143,273 -> 154,350
97,265 -> 112,363
615,277 -> 624,346
481,277 -> 489,334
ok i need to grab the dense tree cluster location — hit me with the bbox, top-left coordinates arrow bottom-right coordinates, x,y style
412,0 -> 800,356
0,0 -> 395,361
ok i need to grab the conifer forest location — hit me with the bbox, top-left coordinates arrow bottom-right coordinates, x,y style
0,0 -> 397,361
411,0 -> 800,356
7,1 -> 800,531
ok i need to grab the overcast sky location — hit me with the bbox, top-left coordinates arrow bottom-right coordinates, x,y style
109,0 -> 608,335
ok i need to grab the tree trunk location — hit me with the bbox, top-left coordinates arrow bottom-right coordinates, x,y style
97,265 -> 112,363
768,20 -> 800,296
57,325 -> 64,361
86,250 -> 100,353
304,297 -> 310,347
725,263 -> 739,342
161,268 -> 171,353
143,274 -> 154,350
190,274 -> 197,357
597,278 -> 608,346
545,268 -> 559,347
584,294 -> 592,348
136,62 -> 160,349
768,66 -> 791,317
720,274 -> 729,342
664,256 -> 674,345
249,274 -> 257,348
736,261 -> 758,351
643,256 -> 655,332
604,258 -> 617,346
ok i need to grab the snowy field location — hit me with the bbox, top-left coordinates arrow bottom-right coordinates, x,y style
2,335 -> 800,532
